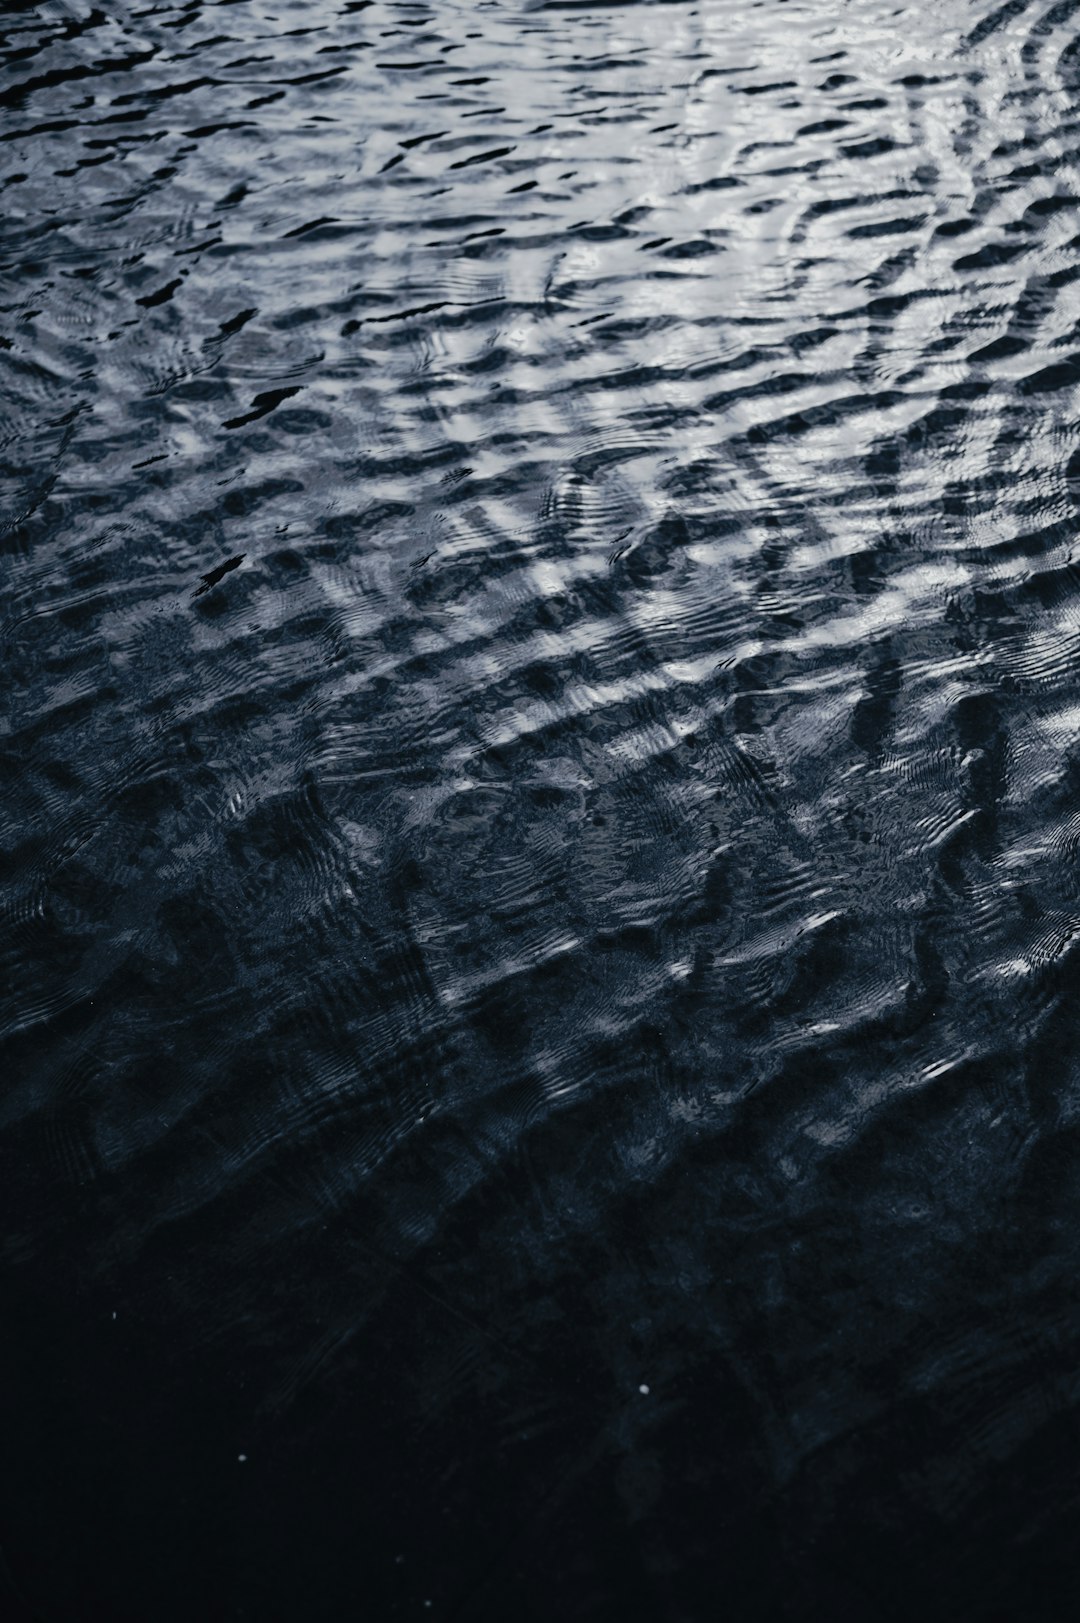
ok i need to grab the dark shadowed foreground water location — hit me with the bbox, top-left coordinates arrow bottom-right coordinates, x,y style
6,0 -> 1080,1617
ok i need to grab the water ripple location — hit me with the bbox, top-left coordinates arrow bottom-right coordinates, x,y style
5,0 -> 1080,1618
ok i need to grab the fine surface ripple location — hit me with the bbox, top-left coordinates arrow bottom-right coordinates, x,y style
5,1 -> 1080,1619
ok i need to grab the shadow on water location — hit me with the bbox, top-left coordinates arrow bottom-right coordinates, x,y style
5,0 -> 1080,1617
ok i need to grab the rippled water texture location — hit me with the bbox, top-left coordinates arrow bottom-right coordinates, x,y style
7,0 -> 1080,1617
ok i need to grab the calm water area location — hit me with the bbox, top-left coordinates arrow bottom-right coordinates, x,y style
5,1 -> 1080,1618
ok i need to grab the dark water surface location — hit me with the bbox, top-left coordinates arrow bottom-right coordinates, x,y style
6,0 -> 1080,1617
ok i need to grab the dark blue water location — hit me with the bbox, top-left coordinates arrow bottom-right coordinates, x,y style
6,0 -> 1080,1617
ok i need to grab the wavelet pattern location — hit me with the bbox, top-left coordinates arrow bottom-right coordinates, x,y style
6,1 -> 1080,1619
